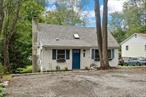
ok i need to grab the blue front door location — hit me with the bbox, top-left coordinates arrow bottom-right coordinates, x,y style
72,49 -> 80,69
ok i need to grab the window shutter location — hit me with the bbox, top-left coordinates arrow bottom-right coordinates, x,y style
92,49 -> 94,59
112,49 -> 115,59
66,49 -> 70,59
52,49 -> 56,60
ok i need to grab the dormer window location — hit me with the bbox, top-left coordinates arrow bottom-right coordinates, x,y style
73,34 -> 80,39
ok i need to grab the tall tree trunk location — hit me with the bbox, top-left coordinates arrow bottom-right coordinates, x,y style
102,0 -> 110,69
94,0 -> 110,69
3,37 -> 10,72
0,0 -> 4,35
3,0 -> 22,73
94,0 -> 104,67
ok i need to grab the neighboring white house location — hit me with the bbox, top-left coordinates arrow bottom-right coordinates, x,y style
32,22 -> 119,71
121,33 -> 146,59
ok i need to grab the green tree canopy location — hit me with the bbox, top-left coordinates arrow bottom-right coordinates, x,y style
110,0 -> 146,43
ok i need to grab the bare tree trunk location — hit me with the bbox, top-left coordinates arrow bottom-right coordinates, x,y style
3,37 -> 10,72
102,0 -> 110,69
0,0 -> 4,35
94,0 -> 110,69
3,0 -> 22,73
94,0 -> 104,67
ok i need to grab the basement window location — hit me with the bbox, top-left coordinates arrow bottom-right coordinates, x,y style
73,34 -> 80,39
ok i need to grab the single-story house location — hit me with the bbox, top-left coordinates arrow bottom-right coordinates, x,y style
32,22 -> 119,71
121,33 -> 146,59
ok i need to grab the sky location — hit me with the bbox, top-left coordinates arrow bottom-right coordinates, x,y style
46,0 -> 127,27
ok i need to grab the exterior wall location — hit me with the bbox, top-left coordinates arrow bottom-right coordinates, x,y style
90,49 -> 119,67
38,48 -> 119,71
121,35 -> 146,58
80,49 -> 91,69
39,48 -> 72,71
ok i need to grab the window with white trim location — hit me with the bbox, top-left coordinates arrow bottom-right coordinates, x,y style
92,49 -> 100,61
52,49 -> 70,62
126,45 -> 128,50
92,49 -> 114,61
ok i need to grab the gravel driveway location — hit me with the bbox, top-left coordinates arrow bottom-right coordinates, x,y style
6,68 -> 146,97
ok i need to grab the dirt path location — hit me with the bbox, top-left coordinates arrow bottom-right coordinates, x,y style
5,68 -> 146,97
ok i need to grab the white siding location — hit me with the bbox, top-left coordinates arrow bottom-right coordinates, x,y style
38,47 -> 119,71
90,49 -> 119,67
80,49 -> 91,69
39,48 -> 72,71
121,35 -> 146,58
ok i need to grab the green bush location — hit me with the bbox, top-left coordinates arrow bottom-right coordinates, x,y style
0,85 -> 4,97
0,65 -> 4,75
16,65 -> 32,73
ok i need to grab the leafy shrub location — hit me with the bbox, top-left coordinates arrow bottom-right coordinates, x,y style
16,65 -> 32,73
0,85 -> 4,97
0,65 -> 4,75
56,66 -> 60,71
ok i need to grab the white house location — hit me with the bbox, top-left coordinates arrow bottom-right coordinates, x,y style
32,22 -> 119,71
121,33 -> 146,59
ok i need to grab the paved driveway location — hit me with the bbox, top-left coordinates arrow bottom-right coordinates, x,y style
6,68 -> 146,97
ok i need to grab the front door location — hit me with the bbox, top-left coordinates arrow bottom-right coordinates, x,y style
72,49 -> 80,69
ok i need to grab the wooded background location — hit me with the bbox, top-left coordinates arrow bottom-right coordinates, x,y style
0,0 -> 145,73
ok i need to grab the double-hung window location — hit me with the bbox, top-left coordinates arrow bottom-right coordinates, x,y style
92,49 -> 100,61
126,45 -> 129,51
108,49 -> 114,60
52,49 -> 70,62
92,49 -> 114,61
57,50 -> 65,61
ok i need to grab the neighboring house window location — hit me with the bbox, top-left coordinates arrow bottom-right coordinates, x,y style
92,49 -> 114,61
135,34 -> 137,38
52,49 -> 70,62
126,45 -> 129,50
145,45 -> 146,51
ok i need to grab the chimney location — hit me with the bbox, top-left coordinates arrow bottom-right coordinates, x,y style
32,17 -> 39,72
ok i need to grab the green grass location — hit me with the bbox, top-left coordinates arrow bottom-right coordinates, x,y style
2,75 -> 12,81
16,65 -> 32,73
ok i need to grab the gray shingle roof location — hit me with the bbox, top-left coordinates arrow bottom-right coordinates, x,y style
37,23 -> 119,48
120,33 -> 146,45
